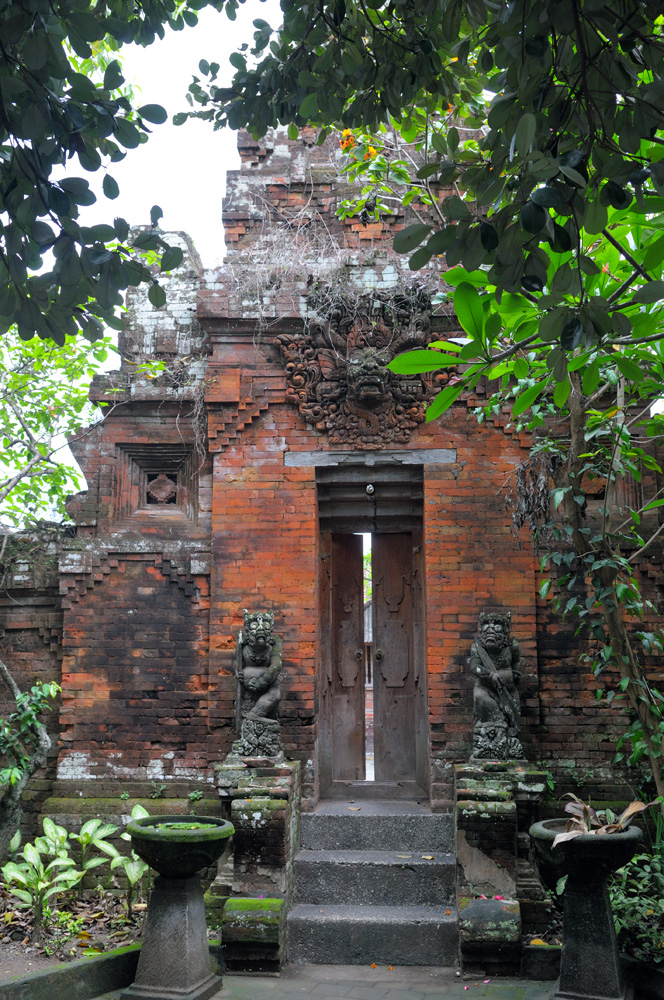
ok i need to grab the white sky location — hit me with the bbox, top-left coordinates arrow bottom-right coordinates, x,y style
1,1 -> 285,527
87,0 -> 282,268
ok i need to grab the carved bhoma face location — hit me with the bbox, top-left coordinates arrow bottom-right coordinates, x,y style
243,610 -> 275,650
346,349 -> 390,409
479,617 -> 510,650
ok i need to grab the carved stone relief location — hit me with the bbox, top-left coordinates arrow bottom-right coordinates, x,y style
276,287 -> 443,450
470,611 -> 526,761
230,609 -> 284,762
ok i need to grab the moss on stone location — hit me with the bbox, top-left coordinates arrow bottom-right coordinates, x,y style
456,800 -> 517,817
223,898 -> 283,914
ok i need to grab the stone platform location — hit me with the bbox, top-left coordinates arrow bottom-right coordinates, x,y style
97,964 -> 554,1000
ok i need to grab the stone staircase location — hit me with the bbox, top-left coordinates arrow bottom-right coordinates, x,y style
287,801 -> 458,966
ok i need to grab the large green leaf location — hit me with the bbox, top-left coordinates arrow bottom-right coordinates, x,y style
454,282 -> 485,340
514,112 -> 536,158
138,104 -> 167,124
512,381 -> 546,416
388,350 -> 459,374
425,380 -> 466,421
22,842 -> 40,867
629,281 -> 664,305
393,224 -> 431,254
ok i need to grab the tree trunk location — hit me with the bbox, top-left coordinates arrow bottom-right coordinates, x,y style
601,601 -> 664,812
0,655 -> 51,859
557,387 -> 664,818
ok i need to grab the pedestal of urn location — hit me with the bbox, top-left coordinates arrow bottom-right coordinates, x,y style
120,816 -> 234,1000
529,820 -> 641,1000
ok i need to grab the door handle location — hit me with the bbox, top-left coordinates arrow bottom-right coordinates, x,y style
375,649 -> 384,660
355,650 -> 363,660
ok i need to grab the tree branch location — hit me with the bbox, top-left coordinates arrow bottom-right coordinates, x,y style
602,229 -> 653,282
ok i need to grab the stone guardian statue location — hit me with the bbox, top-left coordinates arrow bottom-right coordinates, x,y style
231,609 -> 284,761
470,611 -> 525,760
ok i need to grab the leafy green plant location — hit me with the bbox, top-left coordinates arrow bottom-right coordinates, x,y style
610,851 -> 664,965
42,909 -> 86,957
120,791 -> 130,801
0,681 -> 60,789
555,875 -> 568,897
553,793 -> 656,847
69,819 -> 119,896
111,803 -> 150,920
0,676 -> 60,859
188,790 -> 203,803
0,0 -> 244,345
149,782 -> 166,800
35,816 -> 71,860
1,839 -> 83,942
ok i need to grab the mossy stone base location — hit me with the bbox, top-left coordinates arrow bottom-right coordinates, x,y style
521,943 -> 561,981
459,896 -> 522,976
221,898 -> 285,974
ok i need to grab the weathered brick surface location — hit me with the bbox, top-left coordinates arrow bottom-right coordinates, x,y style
57,554 -> 209,782
0,543 -> 62,836
1,128 -> 662,820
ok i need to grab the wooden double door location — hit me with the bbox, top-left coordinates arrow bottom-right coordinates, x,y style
319,531 -> 428,798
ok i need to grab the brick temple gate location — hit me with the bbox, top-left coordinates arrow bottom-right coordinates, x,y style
1,126 -> 662,823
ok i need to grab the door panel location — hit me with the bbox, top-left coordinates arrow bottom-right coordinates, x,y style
372,533 -> 417,782
377,620 -> 409,687
328,533 -> 365,781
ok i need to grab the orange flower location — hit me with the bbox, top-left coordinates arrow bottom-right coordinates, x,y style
339,128 -> 357,151
371,963 -> 377,968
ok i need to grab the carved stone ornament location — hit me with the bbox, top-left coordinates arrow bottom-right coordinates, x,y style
147,474 -> 177,504
470,610 -> 526,762
276,287 -> 444,450
232,716 -> 283,760
229,609 -> 284,762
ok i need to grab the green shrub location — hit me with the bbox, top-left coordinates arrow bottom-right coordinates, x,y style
610,852 -> 664,965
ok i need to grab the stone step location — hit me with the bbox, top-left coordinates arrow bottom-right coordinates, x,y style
287,904 -> 458,966
293,849 -> 456,906
300,809 -> 454,852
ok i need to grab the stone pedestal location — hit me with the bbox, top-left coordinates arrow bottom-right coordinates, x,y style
120,875 -> 220,1000
530,820 -> 640,1000
455,762 -> 549,974
211,759 -> 301,972
555,879 -> 631,1000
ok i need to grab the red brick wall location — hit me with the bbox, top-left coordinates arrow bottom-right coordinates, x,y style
57,555 -> 209,784
206,386 -> 322,795
420,412 -> 539,805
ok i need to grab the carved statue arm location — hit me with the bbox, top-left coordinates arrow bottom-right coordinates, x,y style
470,642 -> 499,685
262,634 -> 283,687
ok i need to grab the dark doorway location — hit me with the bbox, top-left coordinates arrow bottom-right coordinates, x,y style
318,510 -> 428,798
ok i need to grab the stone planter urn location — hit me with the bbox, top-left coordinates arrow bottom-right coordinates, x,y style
120,815 -> 234,1000
529,819 -> 641,1000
